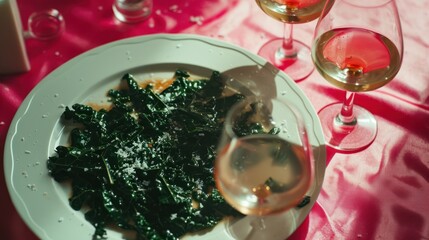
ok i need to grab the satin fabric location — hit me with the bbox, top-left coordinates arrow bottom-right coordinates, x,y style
1,0 -> 428,239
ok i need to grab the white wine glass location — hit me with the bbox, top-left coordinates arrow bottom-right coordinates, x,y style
311,0 -> 403,152
255,0 -> 327,81
214,96 -> 313,238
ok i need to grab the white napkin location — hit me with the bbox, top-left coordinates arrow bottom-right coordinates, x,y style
0,0 -> 30,74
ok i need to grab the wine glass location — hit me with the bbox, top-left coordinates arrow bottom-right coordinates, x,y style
214,96 -> 313,238
24,9 -> 65,40
255,0 -> 327,81
311,0 -> 403,152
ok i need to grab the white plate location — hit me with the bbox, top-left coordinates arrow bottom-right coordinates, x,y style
4,34 -> 325,240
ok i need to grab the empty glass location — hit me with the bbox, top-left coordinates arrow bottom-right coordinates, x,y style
24,9 -> 65,40
113,0 -> 153,23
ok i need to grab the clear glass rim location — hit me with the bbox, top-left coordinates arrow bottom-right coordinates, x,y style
27,8 -> 65,40
224,96 -> 255,140
223,96 -> 308,144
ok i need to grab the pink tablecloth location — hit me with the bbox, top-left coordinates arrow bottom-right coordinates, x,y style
1,0 -> 428,239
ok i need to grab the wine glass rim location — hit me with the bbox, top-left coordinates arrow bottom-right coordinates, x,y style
27,8 -> 65,40
223,97 -> 254,139
223,96 -> 307,140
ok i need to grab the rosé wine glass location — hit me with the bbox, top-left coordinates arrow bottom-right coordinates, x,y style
214,97 -> 313,238
311,0 -> 403,152
256,0 -> 327,82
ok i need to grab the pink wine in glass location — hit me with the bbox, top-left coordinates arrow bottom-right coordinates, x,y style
312,27 -> 402,92
256,0 -> 325,23
215,134 -> 311,216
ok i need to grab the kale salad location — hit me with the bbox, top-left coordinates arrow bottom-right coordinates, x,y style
47,70 -> 246,239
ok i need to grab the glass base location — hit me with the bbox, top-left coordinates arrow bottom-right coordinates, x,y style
226,213 -> 294,240
258,38 -> 314,82
318,103 -> 377,152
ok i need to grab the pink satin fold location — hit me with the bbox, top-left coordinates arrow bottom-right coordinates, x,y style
1,0 -> 428,239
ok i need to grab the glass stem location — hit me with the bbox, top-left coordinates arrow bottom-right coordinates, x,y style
338,91 -> 357,125
277,23 -> 297,59
246,217 -> 266,240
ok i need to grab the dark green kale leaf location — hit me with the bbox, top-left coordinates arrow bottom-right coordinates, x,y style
47,70 -> 244,240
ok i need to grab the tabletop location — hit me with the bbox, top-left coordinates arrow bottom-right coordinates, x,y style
1,0 -> 428,239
